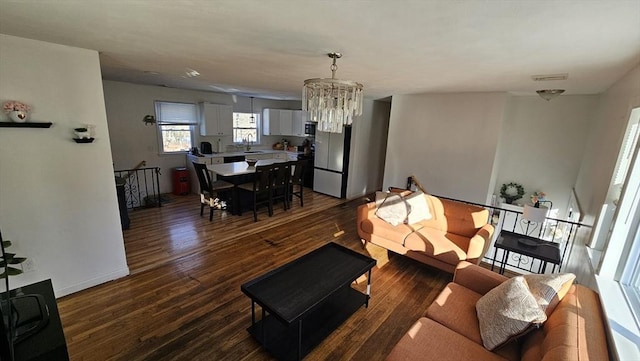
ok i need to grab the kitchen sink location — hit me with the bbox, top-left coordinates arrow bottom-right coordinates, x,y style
244,151 -> 263,153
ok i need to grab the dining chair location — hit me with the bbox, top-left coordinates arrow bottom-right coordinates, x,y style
237,164 -> 273,222
288,159 -> 307,208
270,162 -> 291,211
193,162 -> 234,221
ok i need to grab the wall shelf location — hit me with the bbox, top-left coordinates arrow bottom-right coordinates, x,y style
0,121 -> 53,128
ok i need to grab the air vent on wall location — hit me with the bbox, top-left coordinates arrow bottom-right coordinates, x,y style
531,73 -> 569,81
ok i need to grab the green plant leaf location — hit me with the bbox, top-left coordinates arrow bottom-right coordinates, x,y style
3,252 -> 15,261
1,267 -> 23,276
0,260 -> 6,267
2,240 -> 11,248
8,257 -> 26,264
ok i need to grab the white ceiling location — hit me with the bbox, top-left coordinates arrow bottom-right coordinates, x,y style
1,0 -> 639,100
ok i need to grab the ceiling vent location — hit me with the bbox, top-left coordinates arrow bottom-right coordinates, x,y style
531,73 -> 569,81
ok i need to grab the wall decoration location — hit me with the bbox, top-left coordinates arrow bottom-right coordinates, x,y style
500,182 -> 525,204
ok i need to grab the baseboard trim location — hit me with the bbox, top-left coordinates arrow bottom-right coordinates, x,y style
55,267 -> 130,298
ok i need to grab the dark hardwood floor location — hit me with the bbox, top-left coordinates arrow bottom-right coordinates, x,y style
57,190 -> 452,361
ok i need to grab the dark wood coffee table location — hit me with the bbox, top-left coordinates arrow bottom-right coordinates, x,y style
240,242 -> 376,360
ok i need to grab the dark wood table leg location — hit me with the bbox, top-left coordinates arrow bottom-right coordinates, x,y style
491,247 -> 497,271
500,250 -> 509,275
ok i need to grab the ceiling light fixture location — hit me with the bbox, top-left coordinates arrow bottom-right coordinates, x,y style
303,52 -> 363,134
185,68 -> 200,78
249,97 -> 256,124
536,89 -> 565,101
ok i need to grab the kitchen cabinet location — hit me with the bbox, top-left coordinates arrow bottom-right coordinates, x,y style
279,110 -> 293,136
263,109 -> 306,136
292,110 -> 307,137
263,108 -> 281,135
199,102 -> 233,136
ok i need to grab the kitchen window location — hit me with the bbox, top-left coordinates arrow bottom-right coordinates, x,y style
155,101 -> 197,153
233,112 -> 260,145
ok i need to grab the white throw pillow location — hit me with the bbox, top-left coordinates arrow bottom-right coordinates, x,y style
404,191 -> 432,224
375,193 -> 408,226
476,276 -> 547,350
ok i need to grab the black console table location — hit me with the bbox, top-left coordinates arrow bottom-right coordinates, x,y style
491,230 -> 562,275
11,279 -> 69,361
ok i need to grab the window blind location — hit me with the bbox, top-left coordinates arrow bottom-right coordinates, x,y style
155,101 -> 198,125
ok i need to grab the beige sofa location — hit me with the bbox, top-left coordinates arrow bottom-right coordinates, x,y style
357,192 -> 494,273
386,262 -> 610,361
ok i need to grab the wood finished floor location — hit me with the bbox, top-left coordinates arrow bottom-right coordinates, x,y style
57,190 -> 452,361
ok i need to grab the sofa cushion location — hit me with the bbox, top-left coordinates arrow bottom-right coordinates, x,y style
404,191 -> 432,224
360,213 -> 420,246
403,228 -> 468,266
414,196 -> 490,237
520,285 -> 609,361
386,317 -> 509,361
523,273 -> 575,316
476,276 -> 547,351
427,283 -> 484,344
427,283 -> 521,361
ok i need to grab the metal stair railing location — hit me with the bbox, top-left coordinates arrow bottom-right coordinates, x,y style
115,162 -> 162,210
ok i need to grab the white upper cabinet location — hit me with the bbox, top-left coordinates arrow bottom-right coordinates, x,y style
292,110 -> 307,137
263,108 -> 280,135
279,110 -> 293,136
263,108 -> 306,136
199,102 -> 233,136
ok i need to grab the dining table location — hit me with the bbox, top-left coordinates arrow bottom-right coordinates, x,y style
207,159 -> 289,214
206,158 -> 288,177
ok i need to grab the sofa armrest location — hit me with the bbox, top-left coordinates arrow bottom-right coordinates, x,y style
453,261 -> 507,295
356,202 -> 376,240
465,223 -> 495,264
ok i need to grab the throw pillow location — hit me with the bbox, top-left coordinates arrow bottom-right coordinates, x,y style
524,273 -> 576,316
375,193 -> 408,226
476,276 -> 547,351
404,191 -> 432,224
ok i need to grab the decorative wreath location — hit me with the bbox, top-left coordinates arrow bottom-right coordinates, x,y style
500,182 -> 525,204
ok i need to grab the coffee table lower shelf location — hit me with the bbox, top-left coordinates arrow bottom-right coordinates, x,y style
248,286 -> 367,361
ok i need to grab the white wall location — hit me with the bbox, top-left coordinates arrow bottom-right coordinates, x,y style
494,95 -> 598,216
575,65 -> 640,228
0,35 -> 128,297
346,99 -> 391,199
384,93 -> 506,204
103,81 -> 306,193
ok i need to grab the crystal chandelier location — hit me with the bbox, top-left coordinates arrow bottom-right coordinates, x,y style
302,52 -> 364,133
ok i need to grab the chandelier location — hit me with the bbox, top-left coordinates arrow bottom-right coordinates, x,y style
302,52 -> 364,133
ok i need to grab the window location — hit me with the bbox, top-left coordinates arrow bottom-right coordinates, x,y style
155,101 -> 197,153
233,112 -> 259,144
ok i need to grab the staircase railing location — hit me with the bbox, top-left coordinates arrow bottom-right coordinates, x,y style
115,163 -> 162,210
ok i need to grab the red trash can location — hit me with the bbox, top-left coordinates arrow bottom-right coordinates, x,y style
172,167 -> 190,195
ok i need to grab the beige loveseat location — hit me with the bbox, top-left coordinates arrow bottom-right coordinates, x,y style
386,262 -> 610,361
357,192 -> 494,273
